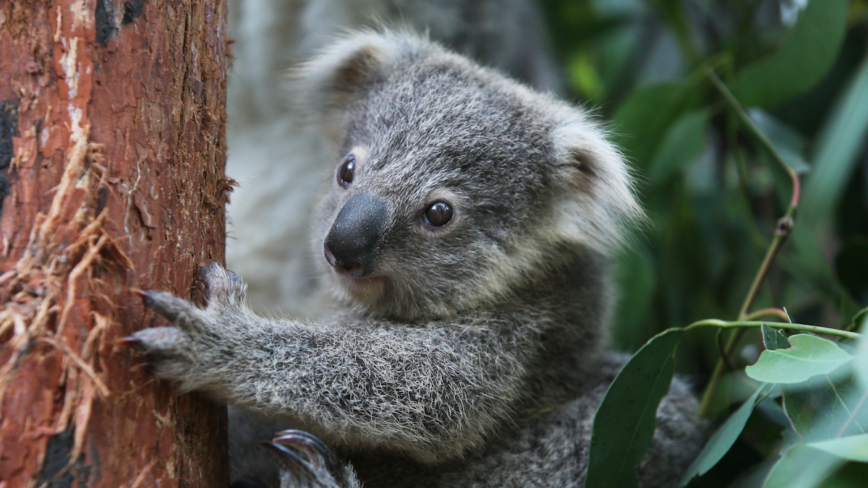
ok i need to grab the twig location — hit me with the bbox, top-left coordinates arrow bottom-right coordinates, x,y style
698,69 -> 802,418
744,308 -> 792,322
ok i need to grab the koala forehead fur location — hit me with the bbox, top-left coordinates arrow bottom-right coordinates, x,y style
300,32 -> 643,321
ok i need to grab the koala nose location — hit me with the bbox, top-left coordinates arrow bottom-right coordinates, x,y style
324,193 -> 388,277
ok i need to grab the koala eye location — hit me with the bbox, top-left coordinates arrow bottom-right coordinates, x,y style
337,155 -> 355,187
424,201 -> 453,227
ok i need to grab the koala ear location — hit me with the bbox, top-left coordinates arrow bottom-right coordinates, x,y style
292,31 -> 403,136
549,113 -> 645,253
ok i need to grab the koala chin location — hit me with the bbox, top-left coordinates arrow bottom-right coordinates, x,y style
128,31 -> 702,488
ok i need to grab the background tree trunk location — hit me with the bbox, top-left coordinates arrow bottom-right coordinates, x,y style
0,1 -> 231,486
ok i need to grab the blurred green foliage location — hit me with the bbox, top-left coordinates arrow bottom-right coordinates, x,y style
536,0 -> 868,486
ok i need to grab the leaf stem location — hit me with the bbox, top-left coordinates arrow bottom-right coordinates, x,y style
744,308 -> 791,322
686,320 -> 861,340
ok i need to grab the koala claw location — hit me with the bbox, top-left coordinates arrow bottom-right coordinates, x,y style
116,335 -> 146,350
260,439 -> 316,481
129,361 -> 156,374
273,430 -> 340,472
262,431 -> 356,488
136,288 -> 198,325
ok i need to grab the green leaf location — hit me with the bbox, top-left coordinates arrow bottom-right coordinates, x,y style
586,328 -> 684,488
678,386 -> 767,486
747,109 -> 810,175
807,434 -> 868,462
762,324 -> 791,351
730,0 -> 848,107
746,334 -> 853,384
853,308 -> 868,331
612,243 -> 657,351
612,82 -> 698,171
782,376 -> 868,440
802,55 -> 868,227
763,446 -> 841,488
647,110 -> 709,186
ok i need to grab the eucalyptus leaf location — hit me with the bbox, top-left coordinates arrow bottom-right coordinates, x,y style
647,110 -> 709,186
745,334 -> 852,384
761,324 -> 790,351
747,109 -> 810,175
678,386 -> 766,487
730,0 -> 848,107
612,243 -> 657,351
782,376 -> 868,441
807,434 -> 868,462
612,82 -> 697,171
763,446 -> 841,488
801,55 -> 868,228
851,308 -> 868,333
586,328 -> 684,488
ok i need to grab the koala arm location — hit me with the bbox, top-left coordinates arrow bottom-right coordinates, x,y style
130,264 -> 537,464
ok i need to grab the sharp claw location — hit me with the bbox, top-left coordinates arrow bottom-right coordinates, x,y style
131,361 -> 155,373
274,431 -> 329,454
117,336 -> 145,350
132,289 -> 157,309
272,430 -> 337,471
259,440 -> 315,480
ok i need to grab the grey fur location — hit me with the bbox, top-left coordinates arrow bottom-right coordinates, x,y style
134,32 -> 701,487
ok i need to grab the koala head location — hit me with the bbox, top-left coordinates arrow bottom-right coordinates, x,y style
295,31 -> 643,322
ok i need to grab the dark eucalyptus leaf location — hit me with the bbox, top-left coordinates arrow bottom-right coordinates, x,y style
761,324 -> 791,351
586,328 -> 684,488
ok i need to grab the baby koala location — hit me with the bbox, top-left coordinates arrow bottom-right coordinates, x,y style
129,31 -> 701,487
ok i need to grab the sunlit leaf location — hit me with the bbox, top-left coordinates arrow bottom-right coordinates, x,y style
746,334 -> 852,384
586,329 -> 684,488
730,0 -> 848,107
762,324 -> 791,351
807,434 -> 868,462
782,376 -> 868,441
678,386 -> 767,486
763,446 -> 841,488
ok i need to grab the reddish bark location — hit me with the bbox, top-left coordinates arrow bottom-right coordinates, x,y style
0,1 -> 231,486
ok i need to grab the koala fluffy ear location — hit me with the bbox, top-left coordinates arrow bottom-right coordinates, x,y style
549,113 -> 645,254
292,31 -> 404,137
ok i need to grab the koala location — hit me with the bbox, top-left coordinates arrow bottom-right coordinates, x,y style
129,31 -> 702,487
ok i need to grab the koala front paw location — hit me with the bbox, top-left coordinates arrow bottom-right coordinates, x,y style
121,262 -> 249,384
261,430 -> 359,488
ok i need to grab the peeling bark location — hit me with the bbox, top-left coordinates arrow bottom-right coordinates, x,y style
0,1 -> 231,487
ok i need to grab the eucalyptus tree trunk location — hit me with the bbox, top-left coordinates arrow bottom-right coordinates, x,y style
0,1 -> 231,486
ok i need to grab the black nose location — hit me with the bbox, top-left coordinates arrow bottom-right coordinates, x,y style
324,193 -> 388,277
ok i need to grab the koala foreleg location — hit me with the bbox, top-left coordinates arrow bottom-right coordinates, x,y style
123,262 -> 535,464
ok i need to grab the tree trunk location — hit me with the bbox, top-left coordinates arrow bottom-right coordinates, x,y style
0,1 -> 231,486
